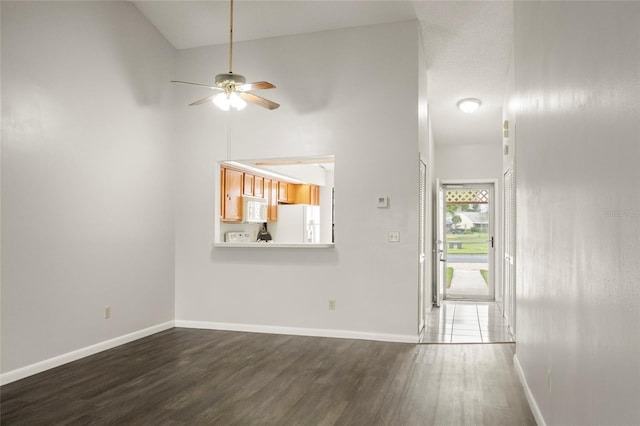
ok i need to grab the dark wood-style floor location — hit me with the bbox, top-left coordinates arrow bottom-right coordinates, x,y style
1,329 -> 535,425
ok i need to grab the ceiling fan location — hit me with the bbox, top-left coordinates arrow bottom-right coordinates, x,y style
171,0 -> 279,111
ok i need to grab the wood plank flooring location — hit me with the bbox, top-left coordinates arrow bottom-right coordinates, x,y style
1,329 -> 535,425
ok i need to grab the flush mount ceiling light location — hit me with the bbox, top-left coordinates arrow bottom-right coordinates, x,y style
171,0 -> 279,111
457,98 -> 482,113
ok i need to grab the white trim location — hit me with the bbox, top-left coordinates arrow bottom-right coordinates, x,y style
175,320 -> 419,344
0,321 -> 174,386
439,178 -> 499,185
514,353 -> 546,426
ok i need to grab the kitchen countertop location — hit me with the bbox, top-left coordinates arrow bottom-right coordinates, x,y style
213,242 -> 335,248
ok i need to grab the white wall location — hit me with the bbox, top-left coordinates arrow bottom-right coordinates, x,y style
418,27 -> 433,319
1,2 -> 176,373
174,21 -> 423,339
512,2 -> 640,425
435,143 -> 502,180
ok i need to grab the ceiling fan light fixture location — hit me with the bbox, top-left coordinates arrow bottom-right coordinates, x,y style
213,93 -> 231,111
229,92 -> 247,110
212,92 -> 247,111
457,98 -> 482,113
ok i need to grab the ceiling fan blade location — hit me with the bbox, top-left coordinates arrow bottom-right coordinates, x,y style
189,94 -> 216,106
171,80 -> 221,90
240,92 -> 280,110
236,81 -> 276,91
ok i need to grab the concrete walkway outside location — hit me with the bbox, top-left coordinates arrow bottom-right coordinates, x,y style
448,262 -> 489,297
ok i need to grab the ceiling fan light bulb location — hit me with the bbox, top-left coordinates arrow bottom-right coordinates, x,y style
213,93 -> 231,111
229,92 -> 247,110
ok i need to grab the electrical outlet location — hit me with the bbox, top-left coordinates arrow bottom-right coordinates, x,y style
104,306 -> 111,319
388,231 -> 400,242
328,299 -> 336,311
546,368 -> 552,393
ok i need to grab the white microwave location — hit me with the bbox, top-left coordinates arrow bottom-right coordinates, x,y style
242,196 -> 268,223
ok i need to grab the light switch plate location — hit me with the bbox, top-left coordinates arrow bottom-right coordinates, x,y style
388,231 -> 400,242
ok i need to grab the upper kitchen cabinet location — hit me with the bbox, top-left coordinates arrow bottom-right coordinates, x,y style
294,184 -> 320,205
243,173 -> 254,196
221,167 -> 243,221
254,176 -> 264,198
277,181 -> 287,203
265,178 -> 278,221
278,182 -> 296,204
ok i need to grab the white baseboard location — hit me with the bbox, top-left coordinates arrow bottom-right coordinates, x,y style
1,320 -> 417,386
0,321 -> 175,386
175,320 -> 419,344
514,353 -> 546,426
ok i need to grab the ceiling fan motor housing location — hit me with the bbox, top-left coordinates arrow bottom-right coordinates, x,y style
215,72 -> 246,89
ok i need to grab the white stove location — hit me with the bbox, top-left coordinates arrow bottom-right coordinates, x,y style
225,232 -> 252,243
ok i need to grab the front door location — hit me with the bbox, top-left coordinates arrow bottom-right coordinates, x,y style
441,183 -> 495,300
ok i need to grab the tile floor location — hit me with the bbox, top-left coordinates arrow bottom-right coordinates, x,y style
421,300 -> 514,343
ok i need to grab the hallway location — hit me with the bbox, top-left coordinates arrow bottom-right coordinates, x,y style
422,301 -> 513,344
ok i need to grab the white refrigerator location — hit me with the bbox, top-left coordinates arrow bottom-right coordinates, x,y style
276,204 -> 320,243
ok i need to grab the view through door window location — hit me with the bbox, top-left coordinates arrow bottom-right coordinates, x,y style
444,187 -> 492,299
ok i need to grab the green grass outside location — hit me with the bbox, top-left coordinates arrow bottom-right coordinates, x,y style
446,267 -> 454,288
480,269 -> 489,285
446,232 -> 489,255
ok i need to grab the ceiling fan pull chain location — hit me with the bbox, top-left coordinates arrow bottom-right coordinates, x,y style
229,0 -> 234,73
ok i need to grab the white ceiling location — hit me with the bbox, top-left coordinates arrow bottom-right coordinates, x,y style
133,1 -> 513,146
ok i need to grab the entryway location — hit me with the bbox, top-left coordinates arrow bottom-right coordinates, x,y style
434,182 -> 496,304
426,180 -> 512,344
421,300 -> 514,343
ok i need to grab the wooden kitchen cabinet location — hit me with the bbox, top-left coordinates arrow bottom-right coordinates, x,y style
294,184 -> 320,205
265,178 -> 278,221
287,185 -> 296,203
254,176 -> 264,198
243,173 -> 254,196
220,168 -> 224,218
222,167 -> 243,221
278,182 -> 289,203
270,182 -> 278,221
221,165 -> 319,222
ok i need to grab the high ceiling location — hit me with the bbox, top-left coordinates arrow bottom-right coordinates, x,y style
134,1 -> 513,146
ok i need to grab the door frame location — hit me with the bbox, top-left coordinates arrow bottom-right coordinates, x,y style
433,178 -> 445,307
436,178 -> 500,302
502,168 -> 516,337
418,160 -> 427,336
